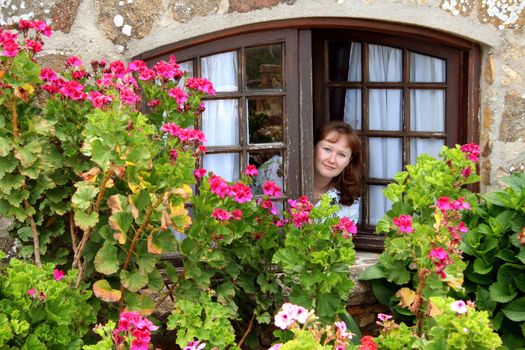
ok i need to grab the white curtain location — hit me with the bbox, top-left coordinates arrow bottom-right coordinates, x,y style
367,45 -> 402,220
410,52 -> 446,162
344,43 -> 362,129
200,51 -> 239,181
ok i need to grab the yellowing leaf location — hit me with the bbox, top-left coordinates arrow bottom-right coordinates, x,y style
80,167 -> 101,183
147,231 -> 162,255
396,287 -> 416,308
107,195 -> 122,214
93,279 -> 121,302
173,184 -> 193,200
170,202 -> 192,232
427,299 -> 443,317
160,209 -> 171,231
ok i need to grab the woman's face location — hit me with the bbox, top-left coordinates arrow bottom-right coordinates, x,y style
314,131 -> 352,182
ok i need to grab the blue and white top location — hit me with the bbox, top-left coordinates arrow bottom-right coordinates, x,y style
255,155 -> 360,223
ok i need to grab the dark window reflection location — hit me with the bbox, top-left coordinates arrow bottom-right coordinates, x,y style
248,98 -> 283,143
245,45 -> 283,90
328,41 -> 361,82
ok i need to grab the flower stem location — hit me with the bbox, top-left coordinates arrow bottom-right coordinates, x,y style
238,313 -> 256,348
118,195 -> 164,312
72,169 -> 114,270
10,98 -> 41,267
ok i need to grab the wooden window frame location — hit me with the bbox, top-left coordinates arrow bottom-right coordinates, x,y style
136,18 -> 480,251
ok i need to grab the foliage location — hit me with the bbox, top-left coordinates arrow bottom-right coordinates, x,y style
461,172 -> 525,348
359,297 -> 502,350
84,311 -> 158,350
360,145 -> 480,327
268,303 -> 355,350
0,20 -> 359,349
0,254 -> 98,349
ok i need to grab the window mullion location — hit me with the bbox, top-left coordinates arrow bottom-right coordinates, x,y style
403,47 -> 410,168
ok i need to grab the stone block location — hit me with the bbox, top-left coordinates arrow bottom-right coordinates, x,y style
229,0 -> 296,13
169,0 -> 222,23
484,54 -> 494,85
50,0 -> 82,33
96,0 -> 163,46
499,93 -> 525,142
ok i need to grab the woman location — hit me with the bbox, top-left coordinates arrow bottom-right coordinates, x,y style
313,121 -> 361,223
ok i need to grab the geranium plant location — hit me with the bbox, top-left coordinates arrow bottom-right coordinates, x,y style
0,250 -> 98,349
360,145 -> 480,331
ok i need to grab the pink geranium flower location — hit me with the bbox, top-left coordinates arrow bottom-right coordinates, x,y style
460,143 -> 480,162
263,181 -> 281,197
245,164 -> 258,176
212,208 -> 231,221
393,215 -> 413,233
66,56 -> 83,67
25,39 -> 42,53
194,168 -> 207,178
168,87 -> 188,105
27,288 -> 36,297
333,217 -> 357,238
53,268 -> 65,281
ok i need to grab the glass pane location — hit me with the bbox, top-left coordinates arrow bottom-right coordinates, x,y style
369,185 -> 392,225
368,44 -> 402,82
328,41 -> 362,82
248,98 -> 283,143
369,137 -> 402,178
410,52 -> 446,82
203,153 -> 239,182
178,60 -> 193,77
201,51 -> 238,92
202,99 -> 239,146
249,151 -> 284,195
410,138 -> 445,164
410,90 -> 445,132
177,60 -> 193,88
369,89 -> 402,131
245,45 -> 283,90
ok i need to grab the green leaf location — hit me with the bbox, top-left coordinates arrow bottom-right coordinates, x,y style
317,291 -> 342,319
473,257 -> 493,275
121,270 -> 148,292
370,279 -> 395,306
22,334 -> 46,350
72,185 -> 99,210
489,280 -> 517,303
502,297 -> 525,322
109,211 -> 134,237
137,252 -> 158,274
0,137 -> 13,157
75,210 -> 99,231
125,293 -> 155,315
94,243 -> 120,275
359,264 -> 386,280
375,216 -> 391,234
91,139 -> 114,170
147,269 -> 164,290
14,141 -> 41,168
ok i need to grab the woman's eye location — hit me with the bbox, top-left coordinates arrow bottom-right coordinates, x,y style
338,153 -> 347,158
323,147 -> 331,152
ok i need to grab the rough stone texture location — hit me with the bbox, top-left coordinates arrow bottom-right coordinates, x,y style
49,0 -> 82,33
0,217 -> 17,258
229,0 -> 297,13
499,93 -> 525,142
0,0 -> 55,25
478,0 -> 525,30
96,0 -> 163,46
484,54 -> 494,85
500,64 -> 522,85
169,0 -> 222,23
35,53 -> 70,72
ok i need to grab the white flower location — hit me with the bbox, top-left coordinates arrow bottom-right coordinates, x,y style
450,300 -> 468,314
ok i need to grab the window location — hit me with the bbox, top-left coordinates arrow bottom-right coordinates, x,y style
138,20 -> 480,250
